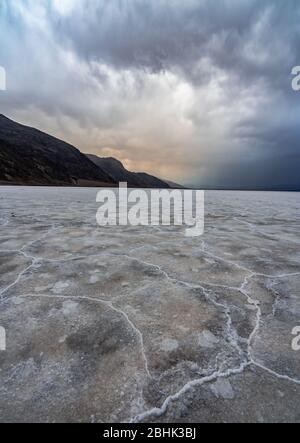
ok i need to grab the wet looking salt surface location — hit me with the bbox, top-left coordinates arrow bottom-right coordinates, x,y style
0,187 -> 299,423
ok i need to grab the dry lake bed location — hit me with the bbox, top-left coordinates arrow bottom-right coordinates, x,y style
0,187 -> 299,423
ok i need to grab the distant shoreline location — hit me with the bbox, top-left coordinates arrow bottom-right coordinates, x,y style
0,182 -> 299,192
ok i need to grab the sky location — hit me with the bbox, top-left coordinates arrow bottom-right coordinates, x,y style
0,0 -> 299,189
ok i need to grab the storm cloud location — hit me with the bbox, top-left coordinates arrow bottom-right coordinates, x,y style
0,0 -> 299,188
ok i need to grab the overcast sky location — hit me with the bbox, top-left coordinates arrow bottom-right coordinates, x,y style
0,0 -> 299,188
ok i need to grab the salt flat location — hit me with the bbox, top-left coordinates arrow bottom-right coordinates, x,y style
0,187 -> 299,423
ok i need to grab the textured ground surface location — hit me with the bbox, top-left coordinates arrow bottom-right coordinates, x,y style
0,187 -> 299,423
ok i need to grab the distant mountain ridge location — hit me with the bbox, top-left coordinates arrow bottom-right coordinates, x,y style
0,115 -> 173,188
87,154 -> 171,189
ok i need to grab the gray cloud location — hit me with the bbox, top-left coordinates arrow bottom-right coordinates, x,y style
52,0 -> 300,86
0,0 -> 299,189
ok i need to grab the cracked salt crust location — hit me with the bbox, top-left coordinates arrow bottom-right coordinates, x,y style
161,339 -> 179,352
62,300 -> 79,316
51,281 -> 70,294
0,188 -> 299,423
210,379 -> 235,400
198,330 -> 219,348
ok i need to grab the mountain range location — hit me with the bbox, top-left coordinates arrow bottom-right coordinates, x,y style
87,154 -> 171,189
0,115 -> 173,188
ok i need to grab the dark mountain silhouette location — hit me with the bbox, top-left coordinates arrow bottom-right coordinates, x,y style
0,114 -> 115,186
0,114 -> 174,188
87,154 -> 170,188
164,179 -> 185,189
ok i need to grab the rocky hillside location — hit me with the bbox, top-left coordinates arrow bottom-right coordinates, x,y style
0,115 -> 115,186
87,154 -> 171,189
